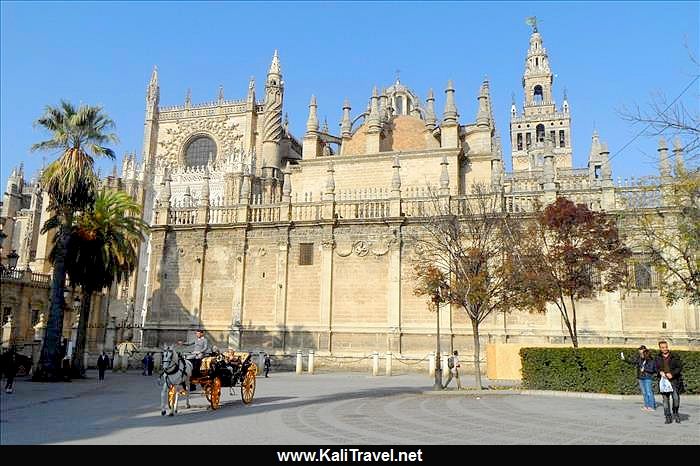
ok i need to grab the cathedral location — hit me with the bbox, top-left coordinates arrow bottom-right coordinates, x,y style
2,25 -> 697,361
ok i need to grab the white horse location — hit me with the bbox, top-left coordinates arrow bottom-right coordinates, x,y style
159,345 -> 193,416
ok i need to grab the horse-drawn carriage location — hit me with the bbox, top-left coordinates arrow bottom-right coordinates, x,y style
163,349 -> 256,414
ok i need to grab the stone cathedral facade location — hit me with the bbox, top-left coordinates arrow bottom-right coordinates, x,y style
2,27 -> 697,357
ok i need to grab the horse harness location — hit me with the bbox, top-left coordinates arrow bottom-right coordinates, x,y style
161,351 -> 189,387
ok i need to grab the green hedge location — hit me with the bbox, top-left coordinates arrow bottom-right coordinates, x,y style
520,347 -> 700,395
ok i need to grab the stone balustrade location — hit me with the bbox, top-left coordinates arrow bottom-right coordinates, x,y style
152,174 -> 676,227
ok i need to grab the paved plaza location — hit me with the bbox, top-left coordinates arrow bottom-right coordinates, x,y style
1,371 -> 698,445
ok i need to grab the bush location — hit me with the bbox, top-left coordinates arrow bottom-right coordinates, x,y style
520,347 -> 700,394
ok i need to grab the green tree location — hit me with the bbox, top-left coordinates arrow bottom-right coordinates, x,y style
413,184 -> 524,388
625,169 -> 700,305
55,190 -> 148,377
518,197 -> 631,348
31,101 -> 118,380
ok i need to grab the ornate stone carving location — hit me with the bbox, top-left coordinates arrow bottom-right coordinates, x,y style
321,239 -> 335,250
335,232 -> 400,257
157,115 -> 244,166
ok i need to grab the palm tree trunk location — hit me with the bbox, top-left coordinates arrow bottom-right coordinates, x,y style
70,290 -> 92,378
471,319 -> 483,389
35,224 -> 70,381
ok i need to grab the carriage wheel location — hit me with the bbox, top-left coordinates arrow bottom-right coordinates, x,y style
241,367 -> 256,405
209,377 -> 221,410
168,385 -> 176,411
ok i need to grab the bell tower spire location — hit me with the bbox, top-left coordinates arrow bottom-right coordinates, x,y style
510,20 -> 572,171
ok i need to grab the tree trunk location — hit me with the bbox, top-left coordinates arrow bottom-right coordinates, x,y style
471,319 -> 483,389
569,295 -> 579,348
557,293 -> 578,349
70,291 -> 92,378
34,225 -> 70,381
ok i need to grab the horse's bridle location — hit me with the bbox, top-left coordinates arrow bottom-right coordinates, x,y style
160,349 -> 189,386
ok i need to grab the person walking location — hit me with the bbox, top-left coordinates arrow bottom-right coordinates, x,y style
142,353 -> 148,376
621,345 -> 657,411
443,350 -> 462,390
2,347 -> 18,394
146,352 -> 154,376
655,341 -> 684,424
97,351 -> 110,383
264,353 -> 271,378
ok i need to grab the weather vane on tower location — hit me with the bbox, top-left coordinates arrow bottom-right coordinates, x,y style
526,16 -> 538,33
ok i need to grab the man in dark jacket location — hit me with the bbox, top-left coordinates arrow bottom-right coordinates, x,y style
654,341 -> 684,424
97,351 -> 110,383
264,353 -> 271,378
1,347 -> 18,393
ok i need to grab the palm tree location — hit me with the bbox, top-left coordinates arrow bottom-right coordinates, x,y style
31,101 -> 118,381
58,190 -> 148,377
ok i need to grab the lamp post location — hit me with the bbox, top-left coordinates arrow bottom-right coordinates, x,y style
433,287 -> 443,391
7,250 -> 19,270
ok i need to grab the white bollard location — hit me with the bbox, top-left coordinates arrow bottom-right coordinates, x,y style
308,350 -> 315,375
429,352 -> 436,377
372,351 -> 379,376
385,351 -> 392,377
296,350 -> 303,375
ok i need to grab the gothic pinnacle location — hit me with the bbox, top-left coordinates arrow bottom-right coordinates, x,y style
442,80 -> 458,125
269,49 -> 282,76
306,95 -> 319,133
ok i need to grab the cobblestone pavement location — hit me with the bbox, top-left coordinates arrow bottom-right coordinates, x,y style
1,371 -> 698,444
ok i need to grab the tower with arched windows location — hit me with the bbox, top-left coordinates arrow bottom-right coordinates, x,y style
510,24 -> 572,171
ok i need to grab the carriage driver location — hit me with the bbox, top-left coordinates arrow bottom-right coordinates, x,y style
178,329 -> 209,385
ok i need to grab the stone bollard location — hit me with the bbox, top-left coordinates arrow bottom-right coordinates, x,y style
385,351 -> 392,377
1,315 -> 13,349
429,352 -> 436,377
257,352 -> 265,376
296,350 -> 303,375
308,350 -> 315,375
372,351 -> 379,376
154,351 -> 162,371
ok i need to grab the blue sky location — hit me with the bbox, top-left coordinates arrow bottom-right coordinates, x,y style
1,1 -> 698,189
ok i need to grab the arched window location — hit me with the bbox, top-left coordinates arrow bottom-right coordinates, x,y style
533,85 -> 543,104
536,124 -> 545,142
395,96 -> 403,115
185,136 -> 217,167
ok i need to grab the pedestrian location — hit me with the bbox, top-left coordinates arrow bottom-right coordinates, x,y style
142,353 -> 148,375
147,352 -> 154,376
654,341 -> 684,424
264,353 -> 271,378
621,345 -> 657,411
443,350 -> 462,390
97,351 -> 110,383
61,357 -> 72,382
1,347 -> 18,394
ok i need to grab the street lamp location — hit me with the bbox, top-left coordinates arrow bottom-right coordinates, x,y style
7,250 -> 19,270
433,287 -> 443,391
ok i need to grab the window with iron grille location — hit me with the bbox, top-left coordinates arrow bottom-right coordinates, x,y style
299,243 -> 314,266
634,262 -> 653,289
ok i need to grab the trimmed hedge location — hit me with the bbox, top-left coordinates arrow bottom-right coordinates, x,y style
520,347 -> 700,395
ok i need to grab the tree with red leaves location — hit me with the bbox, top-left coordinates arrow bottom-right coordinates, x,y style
518,197 -> 631,348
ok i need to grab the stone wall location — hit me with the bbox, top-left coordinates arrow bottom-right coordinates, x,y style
142,217 -> 700,357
